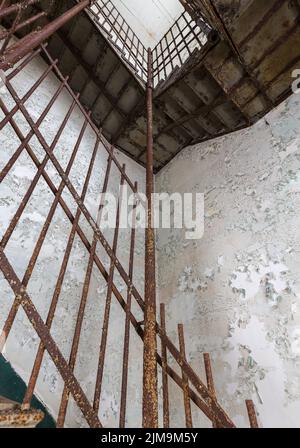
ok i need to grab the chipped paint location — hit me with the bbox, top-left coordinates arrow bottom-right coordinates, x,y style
156,92 -> 300,428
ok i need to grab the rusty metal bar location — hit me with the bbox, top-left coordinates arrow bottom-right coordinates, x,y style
0,1 -> 24,55
0,94 -> 79,353
178,324 -> 193,428
0,0 -> 91,71
0,11 -> 46,41
22,133 -> 102,411
93,163 -> 126,414
203,353 -> 218,428
42,45 -> 137,193
246,400 -> 259,428
0,71 -> 64,184
119,180 -> 138,428
0,83 -> 74,250
0,71 -> 65,193
0,0 -> 40,20
0,55 -> 58,132
0,248 -> 102,428
143,48 -> 158,428
56,149 -> 114,427
0,64 -> 64,190
0,30 -> 241,428
160,304 -> 170,428
6,45 -> 43,81
3,71 -> 146,328
158,326 -> 235,427
2,62 -> 234,427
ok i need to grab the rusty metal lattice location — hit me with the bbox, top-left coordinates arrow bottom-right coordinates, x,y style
0,0 -> 92,71
86,0 -> 148,84
152,10 -> 210,86
0,0 -> 259,429
85,2 -> 211,88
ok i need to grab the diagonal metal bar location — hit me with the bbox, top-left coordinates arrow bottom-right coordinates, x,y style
0,69 -> 66,185
2,72 -> 235,426
246,400 -> 259,428
0,247 -> 102,428
0,48 -> 237,426
178,324 -> 193,428
160,303 -> 170,428
0,57 -> 58,132
93,163 -> 126,414
0,90 -> 76,250
203,353 -> 219,428
22,132 -> 102,411
0,94 -> 79,352
0,0 -> 91,71
119,180 -> 138,428
42,45 -> 137,193
3,74 -> 146,327
56,149 -> 114,427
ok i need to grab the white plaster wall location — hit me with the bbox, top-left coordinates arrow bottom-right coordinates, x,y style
0,52 -> 146,427
156,93 -> 300,428
111,0 -> 184,48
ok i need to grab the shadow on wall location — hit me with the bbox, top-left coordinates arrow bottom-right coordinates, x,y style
0,355 -> 55,428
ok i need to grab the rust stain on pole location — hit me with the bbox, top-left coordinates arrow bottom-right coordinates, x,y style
246,400 -> 259,428
178,324 -> 193,428
203,353 -> 219,428
143,48 -> 158,428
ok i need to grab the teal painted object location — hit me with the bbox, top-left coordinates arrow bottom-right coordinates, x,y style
0,355 -> 55,428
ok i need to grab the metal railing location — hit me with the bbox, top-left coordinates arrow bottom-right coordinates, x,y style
152,10 -> 211,86
0,1 -> 46,59
86,0 -> 148,83
0,1 -> 211,87
86,1 -> 211,87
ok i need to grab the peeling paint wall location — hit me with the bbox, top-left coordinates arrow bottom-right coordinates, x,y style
156,93 -> 300,428
0,52 -> 146,427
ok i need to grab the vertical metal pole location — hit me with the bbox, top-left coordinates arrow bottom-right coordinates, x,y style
178,324 -> 193,428
160,303 -> 170,428
143,48 -> 158,428
120,181 -> 138,428
246,400 -> 259,428
203,353 -> 218,428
